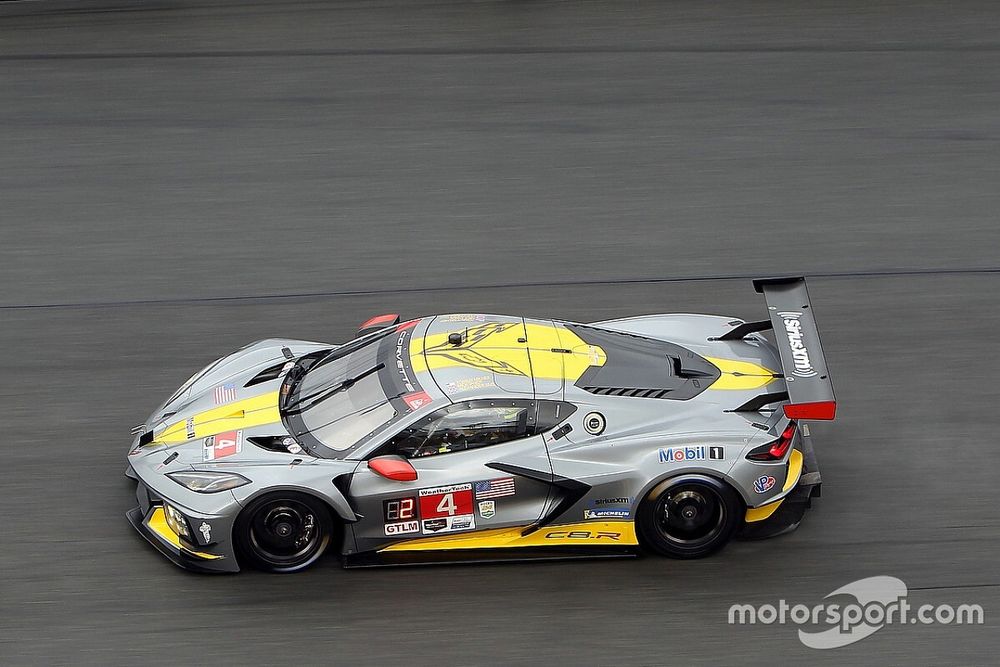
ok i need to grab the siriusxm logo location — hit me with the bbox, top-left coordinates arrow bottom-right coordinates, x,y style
779,311 -> 817,378
658,446 -> 724,464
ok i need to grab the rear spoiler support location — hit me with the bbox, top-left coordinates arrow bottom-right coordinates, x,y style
746,276 -> 837,421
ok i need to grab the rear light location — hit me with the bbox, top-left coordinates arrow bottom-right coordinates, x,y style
746,421 -> 796,461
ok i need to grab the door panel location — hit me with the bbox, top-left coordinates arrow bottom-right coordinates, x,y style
347,435 -> 553,555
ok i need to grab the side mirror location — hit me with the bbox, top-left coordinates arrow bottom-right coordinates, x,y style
357,313 -> 400,338
368,455 -> 417,481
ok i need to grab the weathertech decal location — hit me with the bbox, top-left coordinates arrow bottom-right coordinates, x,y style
778,311 -> 818,378
418,483 -> 476,534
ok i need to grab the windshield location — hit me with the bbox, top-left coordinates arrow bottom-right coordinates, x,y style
282,329 -> 399,456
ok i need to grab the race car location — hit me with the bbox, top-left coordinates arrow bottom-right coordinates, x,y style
125,276 -> 836,573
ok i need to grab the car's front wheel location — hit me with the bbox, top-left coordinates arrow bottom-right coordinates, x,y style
234,492 -> 334,573
637,475 -> 742,559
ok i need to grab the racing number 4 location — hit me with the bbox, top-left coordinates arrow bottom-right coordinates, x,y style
436,493 -> 458,516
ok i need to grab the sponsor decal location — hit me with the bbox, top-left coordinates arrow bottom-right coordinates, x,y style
478,500 -> 496,519
422,518 -> 448,533
203,430 -> 242,460
395,329 -> 417,392
444,375 -> 495,393
778,311 -> 818,378
402,390 -> 432,411
584,508 -> 630,520
418,483 -> 476,533
213,383 -> 238,405
199,522 -> 212,542
383,497 -> 418,522
588,345 -> 602,365
754,475 -> 777,494
282,437 -> 303,454
385,520 -> 420,536
185,417 -> 196,440
545,530 -> 621,541
474,477 -> 516,499
421,515 -> 475,534
658,445 -> 724,463
593,497 -> 632,507
583,412 -> 606,436
439,314 -> 487,323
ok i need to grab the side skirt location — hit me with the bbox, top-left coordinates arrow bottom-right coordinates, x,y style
343,545 -> 638,568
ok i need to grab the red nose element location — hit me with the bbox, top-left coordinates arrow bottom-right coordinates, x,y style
368,456 -> 417,481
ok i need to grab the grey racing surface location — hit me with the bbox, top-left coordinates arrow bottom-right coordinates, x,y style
2,1 -> 999,664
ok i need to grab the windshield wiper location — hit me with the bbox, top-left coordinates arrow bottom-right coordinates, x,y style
283,363 -> 385,415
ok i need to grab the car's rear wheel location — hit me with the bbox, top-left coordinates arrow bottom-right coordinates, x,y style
235,492 -> 334,573
637,475 -> 742,559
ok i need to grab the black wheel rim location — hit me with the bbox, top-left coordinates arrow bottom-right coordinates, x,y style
653,483 -> 726,547
248,499 -> 324,567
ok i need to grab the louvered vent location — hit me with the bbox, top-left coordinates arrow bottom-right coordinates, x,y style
583,387 -> 673,399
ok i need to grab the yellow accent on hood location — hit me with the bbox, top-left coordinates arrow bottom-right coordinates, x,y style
705,356 -> 779,391
380,521 -> 637,552
154,391 -> 280,445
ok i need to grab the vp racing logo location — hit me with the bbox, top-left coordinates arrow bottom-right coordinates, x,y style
778,311 -> 817,378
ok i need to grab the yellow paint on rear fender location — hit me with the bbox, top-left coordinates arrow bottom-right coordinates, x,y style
744,449 -> 804,522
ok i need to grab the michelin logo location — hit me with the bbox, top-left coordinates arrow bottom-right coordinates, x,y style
779,311 -> 818,378
584,508 -> 630,520
658,446 -> 724,463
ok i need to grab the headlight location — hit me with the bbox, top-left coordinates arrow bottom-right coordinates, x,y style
163,503 -> 191,539
167,471 -> 251,493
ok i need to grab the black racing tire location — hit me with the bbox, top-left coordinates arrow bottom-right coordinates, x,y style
234,491 -> 334,573
637,474 -> 743,559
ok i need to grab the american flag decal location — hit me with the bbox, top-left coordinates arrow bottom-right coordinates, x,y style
474,477 -> 515,499
214,383 -> 238,405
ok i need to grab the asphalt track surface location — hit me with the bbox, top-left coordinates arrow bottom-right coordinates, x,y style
3,1 -> 1000,665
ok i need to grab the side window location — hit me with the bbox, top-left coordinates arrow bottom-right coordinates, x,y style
380,402 -> 532,459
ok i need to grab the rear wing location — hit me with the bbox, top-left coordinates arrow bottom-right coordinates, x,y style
737,277 -> 837,420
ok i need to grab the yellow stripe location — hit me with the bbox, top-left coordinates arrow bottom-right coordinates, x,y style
147,507 -> 222,560
380,521 -> 637,552
744,449 -> 804,522
154,392 -> 280,444
705,356 -> 779,391
412,321 -> 606,382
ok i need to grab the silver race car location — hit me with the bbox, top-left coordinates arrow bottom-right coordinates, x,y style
125,277 -> 836,573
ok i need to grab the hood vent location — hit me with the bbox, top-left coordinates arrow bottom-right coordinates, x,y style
245,361 -> 289,388
248,436 -> 303,454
